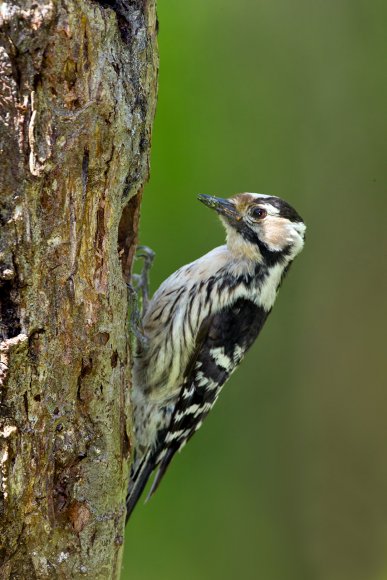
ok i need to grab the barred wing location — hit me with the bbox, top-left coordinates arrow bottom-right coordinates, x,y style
146,297 -> 269,499
126,297 -> 269,521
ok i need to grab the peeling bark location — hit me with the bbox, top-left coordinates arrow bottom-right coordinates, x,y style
0,0 -> 158,577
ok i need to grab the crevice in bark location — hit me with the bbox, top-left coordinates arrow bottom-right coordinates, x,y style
118,193 -> 142,281
27,330 -> 45,366
0,280 -> 21,341
0,203 -> 11,228
82,148 -> 89,196
94,0 -> 148,45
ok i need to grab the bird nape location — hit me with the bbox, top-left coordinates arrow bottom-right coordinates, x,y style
126,192 -> 306,523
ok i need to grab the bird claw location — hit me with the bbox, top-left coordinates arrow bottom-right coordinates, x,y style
136,245 -> 156,260
127,282 -> 149,351
132,245 -> 155,316
127,245 -> 155,351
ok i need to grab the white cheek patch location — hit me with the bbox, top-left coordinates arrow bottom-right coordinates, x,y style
261,219 -> 305,255
260,217 -> 290,251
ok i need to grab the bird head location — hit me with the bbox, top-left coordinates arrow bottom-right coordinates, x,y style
198,192 -> 306,263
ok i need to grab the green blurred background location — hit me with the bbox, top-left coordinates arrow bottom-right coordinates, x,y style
123,1 -> 387,579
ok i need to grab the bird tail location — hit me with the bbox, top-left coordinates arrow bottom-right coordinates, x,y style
125,446 -> 178,524
145,446 -> 176,503
125,451 -> 155,524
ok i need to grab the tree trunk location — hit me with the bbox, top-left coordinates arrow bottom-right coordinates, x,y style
0,0 -> 158,577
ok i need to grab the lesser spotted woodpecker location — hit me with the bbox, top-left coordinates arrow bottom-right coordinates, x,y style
127,192 -> 305,522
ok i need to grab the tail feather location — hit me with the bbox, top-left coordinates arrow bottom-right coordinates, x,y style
125,452 -> 155,524
125,446 -> 178,524
145,446 -> 176,503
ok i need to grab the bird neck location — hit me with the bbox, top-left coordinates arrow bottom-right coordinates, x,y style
225,228 -> 263,263
225,226 -> 291,272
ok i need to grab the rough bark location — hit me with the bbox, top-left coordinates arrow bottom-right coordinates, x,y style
0,0 -> 158,577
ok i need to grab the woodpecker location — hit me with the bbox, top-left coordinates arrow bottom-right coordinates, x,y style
127,192 -> 306,522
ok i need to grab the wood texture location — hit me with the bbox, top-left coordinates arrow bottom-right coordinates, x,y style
0,0 -> 158,577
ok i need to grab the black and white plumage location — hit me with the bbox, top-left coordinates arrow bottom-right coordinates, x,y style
126,192 -> 306,522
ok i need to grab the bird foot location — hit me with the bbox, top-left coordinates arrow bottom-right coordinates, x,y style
127,245 -> 155,350
127,282 -> 149,351
133,245 -> 155,316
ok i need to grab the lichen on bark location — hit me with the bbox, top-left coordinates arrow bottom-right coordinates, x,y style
0,0 -> 158,577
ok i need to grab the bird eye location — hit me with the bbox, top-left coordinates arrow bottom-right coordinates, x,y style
250,207 -> 267,220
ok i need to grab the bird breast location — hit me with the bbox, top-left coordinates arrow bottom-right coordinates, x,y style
131,245 -> 279,403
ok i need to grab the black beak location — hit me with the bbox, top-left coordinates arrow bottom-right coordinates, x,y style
197,194 -> 241,223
